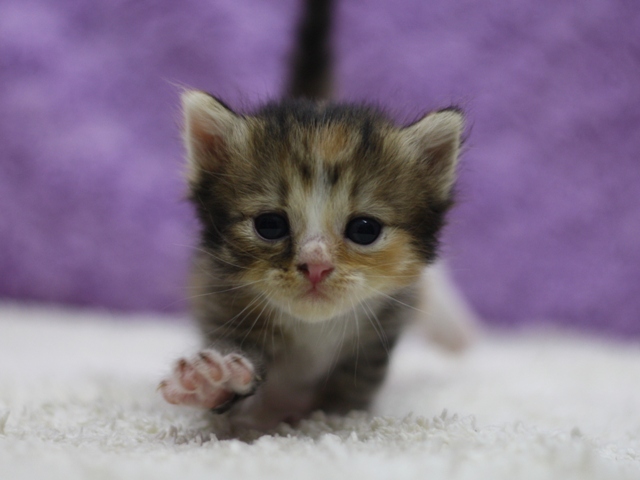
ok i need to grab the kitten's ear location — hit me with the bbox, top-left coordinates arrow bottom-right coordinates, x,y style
181,90 -> 246,183
401,108 -> 464,200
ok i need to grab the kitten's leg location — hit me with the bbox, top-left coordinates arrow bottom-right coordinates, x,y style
315,299 -> 408,413
418,261 -> 479,351
159,349 -> 259,411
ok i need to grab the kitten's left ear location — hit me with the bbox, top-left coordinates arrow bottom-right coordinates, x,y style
401,108 -> 464,200
181,90 -> 248,184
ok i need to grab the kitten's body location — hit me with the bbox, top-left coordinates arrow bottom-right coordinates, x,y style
160,0 -> 470,431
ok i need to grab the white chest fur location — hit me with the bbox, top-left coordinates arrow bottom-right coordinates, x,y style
233,311 -> 362,429
274,311 -> 361,383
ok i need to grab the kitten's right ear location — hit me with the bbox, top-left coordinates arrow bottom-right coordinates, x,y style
400,108 -> 464,201
181,90 -> 246,183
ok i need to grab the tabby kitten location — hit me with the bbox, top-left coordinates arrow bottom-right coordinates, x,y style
159,0 -> 464,431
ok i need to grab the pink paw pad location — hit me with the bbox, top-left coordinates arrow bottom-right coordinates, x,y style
159,349 -> 255,410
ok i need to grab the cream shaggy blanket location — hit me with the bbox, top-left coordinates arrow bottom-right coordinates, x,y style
0,303 -> 639,480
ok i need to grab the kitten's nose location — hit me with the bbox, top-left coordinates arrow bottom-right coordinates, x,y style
297,262 -> 334,285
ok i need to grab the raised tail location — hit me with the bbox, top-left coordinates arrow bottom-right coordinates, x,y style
286,0 -> 334,100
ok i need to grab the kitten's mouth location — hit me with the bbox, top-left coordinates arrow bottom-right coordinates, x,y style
301,285 -> 330,301
280,284 -> 353,322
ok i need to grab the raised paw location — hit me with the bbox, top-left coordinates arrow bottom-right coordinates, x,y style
159,349 -> 256,410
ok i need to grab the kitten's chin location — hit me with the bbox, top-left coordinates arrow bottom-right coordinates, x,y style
276,295 -> 354,323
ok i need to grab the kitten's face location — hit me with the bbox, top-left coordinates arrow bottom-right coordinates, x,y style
184,92 -> 462,322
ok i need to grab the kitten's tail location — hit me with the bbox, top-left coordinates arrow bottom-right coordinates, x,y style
286,0 -> 334,100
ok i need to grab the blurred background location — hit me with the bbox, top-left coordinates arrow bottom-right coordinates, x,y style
1,0 -> 638,335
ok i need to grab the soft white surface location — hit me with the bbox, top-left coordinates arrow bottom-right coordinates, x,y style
0,303 -> 639,479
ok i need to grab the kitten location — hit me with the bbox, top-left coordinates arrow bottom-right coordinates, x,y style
159,0 -> 466,431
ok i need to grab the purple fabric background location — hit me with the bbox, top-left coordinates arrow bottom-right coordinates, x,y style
1,0 -> 639,334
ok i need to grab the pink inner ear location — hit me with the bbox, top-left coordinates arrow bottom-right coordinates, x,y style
189,111 -> 222,149
187,113 -> 230,171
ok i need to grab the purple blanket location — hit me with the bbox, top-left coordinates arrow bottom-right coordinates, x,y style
1,0 -> 638,334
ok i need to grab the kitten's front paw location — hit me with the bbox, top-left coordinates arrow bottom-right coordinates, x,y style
159,350 -> 256,410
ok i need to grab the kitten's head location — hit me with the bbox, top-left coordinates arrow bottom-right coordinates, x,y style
183,90 -> 463,322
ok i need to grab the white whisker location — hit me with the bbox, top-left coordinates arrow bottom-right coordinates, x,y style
348,293 -> 361,384
363,284 -> 430,317
176,243 -> 253,271
241,295 -> 271,347
361,300 -> 389,354
201,291 -> 267,339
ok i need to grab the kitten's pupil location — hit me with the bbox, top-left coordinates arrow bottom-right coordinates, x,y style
255,213 -> 289,240
346,217 -> 382,245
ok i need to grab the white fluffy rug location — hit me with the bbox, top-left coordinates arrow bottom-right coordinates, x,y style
1,303 -> 639,480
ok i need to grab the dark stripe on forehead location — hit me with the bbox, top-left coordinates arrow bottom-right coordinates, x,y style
326,163 -> 341,187
298,161 -> 313,184
358,117 -> 385,160
288,143 -> 314,188
277,177 -> 290,205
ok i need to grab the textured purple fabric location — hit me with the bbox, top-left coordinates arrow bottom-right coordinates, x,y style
1,0 -> 638,334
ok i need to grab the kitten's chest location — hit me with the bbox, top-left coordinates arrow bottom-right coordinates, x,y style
273,314 -> 360,382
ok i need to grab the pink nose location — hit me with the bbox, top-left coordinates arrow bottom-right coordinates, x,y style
297,262 -> 334,284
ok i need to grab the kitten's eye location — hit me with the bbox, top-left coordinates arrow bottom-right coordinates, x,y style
345,217 -> 382,245
254,213 -> 289,240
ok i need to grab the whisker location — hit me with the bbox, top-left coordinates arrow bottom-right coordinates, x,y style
187,244 -> 254,271
323,313 -> 349,386
260,304 -> 273,359
361,300 -> 389,355
348,294 -> 361,384
200,291 -> 267,339
230,291 -> 269,334
181,279 -> 264,295
271,307 -> 284,356
165,278 -> 265,311
358,260 -> 422,270
362,274 -> 422,280
240,294 -> 271,347
363,284 -> 430,317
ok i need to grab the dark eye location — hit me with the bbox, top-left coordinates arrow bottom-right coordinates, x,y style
345,217 -> 382,245
254,213 -> 289,240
